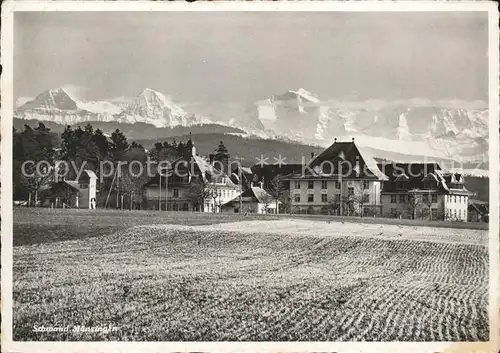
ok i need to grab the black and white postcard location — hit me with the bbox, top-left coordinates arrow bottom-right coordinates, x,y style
1,1 -> 499,352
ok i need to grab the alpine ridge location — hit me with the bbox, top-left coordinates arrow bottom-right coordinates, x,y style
15,86 -> 489,163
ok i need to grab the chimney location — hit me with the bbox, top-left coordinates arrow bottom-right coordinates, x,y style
334,138 -> 337,143
352,137 -> 355,143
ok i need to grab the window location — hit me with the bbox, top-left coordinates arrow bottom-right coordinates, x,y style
363,181 -> 369,189
335,181 -> 341,189
173,188 -> 179,198
321,194 -> 328,202
294,194 -> 300,202
399,195 -> 406,203
295,181 -> 300,189
308,194 -> 314,202
348,187 -> 354,196
321,181 -> 328,189
391,195 -> 397,203
431,194 -> 437,203
453,195 -> 456,203
308,181 -> 314,189
453,209 -> 457,219
363,194 -> 370,203
423,194 -> 429,203
458,209 -> 462,219
431,208 -> 437,220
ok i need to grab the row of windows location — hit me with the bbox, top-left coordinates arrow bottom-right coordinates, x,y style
446,195 -> 466,204
170,188 -> 236,199
446,209 -> 465,220
390,194 -> 437,204
294,194 -> 370,203
294,180 -> 370,190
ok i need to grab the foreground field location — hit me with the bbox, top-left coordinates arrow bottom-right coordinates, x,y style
13,211 -> 489,341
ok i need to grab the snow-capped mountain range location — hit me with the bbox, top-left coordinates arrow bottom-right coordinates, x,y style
15,87 -> 212,128
15,86 -> 489,163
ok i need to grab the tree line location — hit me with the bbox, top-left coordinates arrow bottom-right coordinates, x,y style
13,122 -> 222,208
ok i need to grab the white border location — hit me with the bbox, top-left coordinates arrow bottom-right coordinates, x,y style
1,2 -> 499,353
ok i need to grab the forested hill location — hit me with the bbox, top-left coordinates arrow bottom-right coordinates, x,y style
14,118 -> 245,140
136,133 -> 323,166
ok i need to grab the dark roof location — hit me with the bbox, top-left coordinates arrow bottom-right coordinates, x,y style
285,141 -> 388,180
468,200 -> 488,214
250,164 -> 303,185
379,163 -> 472,195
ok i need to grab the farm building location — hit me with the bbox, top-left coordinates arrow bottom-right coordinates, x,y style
40,169 -> 97,209
144,146 -> 241,212
221,186 -> 280,214
468,199 -> 489,222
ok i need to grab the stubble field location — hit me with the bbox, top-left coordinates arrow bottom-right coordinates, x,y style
13,208 -> 489,341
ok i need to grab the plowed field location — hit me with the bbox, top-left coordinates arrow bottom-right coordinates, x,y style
13,212 -> 489,341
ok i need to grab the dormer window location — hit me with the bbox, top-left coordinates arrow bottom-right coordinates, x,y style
395,173 -> 409,190
422,173 -> 438,189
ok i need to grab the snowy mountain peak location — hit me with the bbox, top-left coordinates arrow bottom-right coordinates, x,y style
290,88 -> 320,104
272,88 -> 320,105
19,87 -> 80,111
15,86 -> 206,128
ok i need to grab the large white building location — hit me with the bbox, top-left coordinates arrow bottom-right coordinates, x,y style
283,139 -> 473,221
284,138 -> 388,216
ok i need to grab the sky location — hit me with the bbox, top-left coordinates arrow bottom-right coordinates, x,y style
14,11 -> 489,104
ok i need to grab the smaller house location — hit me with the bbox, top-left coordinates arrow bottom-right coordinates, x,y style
468,200 -> 489,222
41,170 -> 97,209
221,186 -> 279,214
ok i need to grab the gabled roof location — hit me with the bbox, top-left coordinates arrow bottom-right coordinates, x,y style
306,140 -> 388,180
222,186 -> 276,206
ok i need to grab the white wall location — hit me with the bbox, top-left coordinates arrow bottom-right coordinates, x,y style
290,179 -> 381,207
444,194 -> 468,221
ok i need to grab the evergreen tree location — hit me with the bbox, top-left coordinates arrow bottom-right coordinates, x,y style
110,129 -> 129,161
214,140 -> 230,162
92,128 -> 110,161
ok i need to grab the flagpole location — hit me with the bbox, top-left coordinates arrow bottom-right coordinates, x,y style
165,172 -> 168,212
339,170 -> 343,216
158,172 -> 161,211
